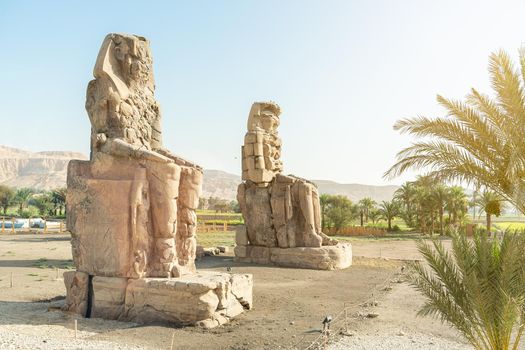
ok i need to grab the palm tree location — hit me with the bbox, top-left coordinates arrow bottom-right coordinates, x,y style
358,197 -> 376,223
14,188 -> 33,215
378,200 -> 399,231
51,188 -> 67,216
394,183 -> 416,227
413,176 -> 438,235
475,190 -> 504,234
368,208 -> 381,225
432,185 -> 448,235
411,231 -> 525,350
446,186 -> 468,225
384,49 -> 525,214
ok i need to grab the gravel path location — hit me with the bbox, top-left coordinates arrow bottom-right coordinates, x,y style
329,330 -> 471,350
0,301 -> 147,350
0,327 -> 146,350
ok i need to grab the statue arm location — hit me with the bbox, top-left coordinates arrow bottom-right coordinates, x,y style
155,148 -> 203,170
103,137 -> 171,163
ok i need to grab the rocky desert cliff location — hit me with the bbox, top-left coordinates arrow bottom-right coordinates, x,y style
0,146 -> 87,190
0,146 -> 398,201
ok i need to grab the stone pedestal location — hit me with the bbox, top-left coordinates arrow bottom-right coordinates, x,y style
234,226 -> 352,270
62,271 -> 253,328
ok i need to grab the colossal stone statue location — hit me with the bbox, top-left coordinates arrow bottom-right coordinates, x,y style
63,33 -> 252,327
235,102 -> 352,270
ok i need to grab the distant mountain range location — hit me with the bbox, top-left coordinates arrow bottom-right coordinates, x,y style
0,146 -> 398,201
0,146 -> 87,190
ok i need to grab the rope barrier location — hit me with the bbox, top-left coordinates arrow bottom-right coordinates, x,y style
290,268 -> 404,350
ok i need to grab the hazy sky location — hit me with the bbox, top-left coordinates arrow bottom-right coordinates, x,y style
1,0 -> 524,185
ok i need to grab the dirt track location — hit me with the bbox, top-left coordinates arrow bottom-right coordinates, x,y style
0,234 -> 464,349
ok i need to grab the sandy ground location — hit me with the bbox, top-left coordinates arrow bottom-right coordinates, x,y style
0,233 -> 467,350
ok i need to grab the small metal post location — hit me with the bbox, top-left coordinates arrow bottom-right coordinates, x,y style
11,218 -> 14,234
74,319 -> 78,339
170,331 -> 176,350
44,220 -> 47,234
344,307 -> 348,332
1,217 -> 4,234
10,272 -> 13,288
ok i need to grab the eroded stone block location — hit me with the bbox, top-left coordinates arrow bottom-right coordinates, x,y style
62,271 -> 89,316
235,225 -> 249,246
124,272 -> 253,327
92,276 -> 128,320
270,243 -> 352,270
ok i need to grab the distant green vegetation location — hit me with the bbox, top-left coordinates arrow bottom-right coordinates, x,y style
493,222 -> 525,231
0,186 -> 66,218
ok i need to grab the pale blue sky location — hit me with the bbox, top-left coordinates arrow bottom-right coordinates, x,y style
1,0 -> 524,185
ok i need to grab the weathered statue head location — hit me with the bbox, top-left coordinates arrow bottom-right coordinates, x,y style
86,33 -> 162,155
241,101 -> 283,184
93,33 -> 154,97
247,102 -> 281,134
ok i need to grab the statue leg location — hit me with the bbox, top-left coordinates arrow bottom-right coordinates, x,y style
174,166 -> 202,276
147,161 -> 181,277
129,168 -> 150,278
298,182 -> 322,247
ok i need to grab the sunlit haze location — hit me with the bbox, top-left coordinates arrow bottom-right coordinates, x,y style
2,0 -> 525,185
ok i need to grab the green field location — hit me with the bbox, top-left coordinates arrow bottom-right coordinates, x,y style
195,230 -> 429,248
197,230 -> 236,248
196,210 -> 241,216
493,222 -> 525,231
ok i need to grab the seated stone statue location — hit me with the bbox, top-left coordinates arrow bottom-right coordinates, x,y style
67,33 -> 202,279
64,33 -> 253,327
237,102 -> 337,249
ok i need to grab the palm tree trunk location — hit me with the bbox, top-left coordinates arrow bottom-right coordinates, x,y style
388,217 -> 392,231
360,212 -> 364,227
487,214 -> 492,237
439,208 -> 444,235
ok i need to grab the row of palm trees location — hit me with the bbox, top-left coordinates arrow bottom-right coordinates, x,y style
356,197 -> 399,231
393,176 -> 504,235
320,194 -> 402,232
355,177 -> 504,235
0,186 -> 66,217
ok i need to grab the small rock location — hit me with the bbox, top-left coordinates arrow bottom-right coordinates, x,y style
366,313 -> 379,318
203,248 -> 220,256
